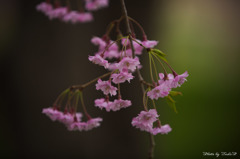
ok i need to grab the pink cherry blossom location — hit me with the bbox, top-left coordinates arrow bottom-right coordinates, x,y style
85,117 -> 103,130
36,2 -> 53,15
175,71 -> 189,85
42,107 -> 63,121
88,54 -> 109,68
58,112 -> 83,125
67,122 -> 87,131
47,7 -> 68,20
141,40 -> 158,48
78,12 -> 93,23
151,124 -> 172,135
107,63 -> 118,71
108,99 -> 132,111
111,70 -> 134,84
147,83 -> 171,99
103,50 -> 120,59
94,98 -> 112,112
103,43 -> 120,59
158,71 -> 189,88
96,79 -> 117,96
117,57 -> 140,72
91,37 -> 107,50
85,0 -> 109,11
131,109 -> 158,132
62,11 -> 93,24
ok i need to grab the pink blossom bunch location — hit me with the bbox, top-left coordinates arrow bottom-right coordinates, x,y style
90,36 -> 160,114
96,79 -> 117,96
42,107 -> 102,131
90,36 -> 158,62
117,57 -> 140,72
88,54 -> 109,68
85,0 -> 109,11
68,117 -> 102,131
95,98 -> 131,111
36,0 -> 109,24
131,109 -> 172,135
47,7 -> 68,20
111,69 -> 134,84
62,11 -> 93,24
94,98 -> 112,111
147,71 -> 189,100
36,2 -> 53,15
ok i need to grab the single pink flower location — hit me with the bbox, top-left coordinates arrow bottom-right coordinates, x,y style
151,124 -> 172,135
147,83 -> 171,99
47,7 -> 68,20
67,122 -> 87,131
85,117 -> 103,130
107,63 -> 118,71
158,71 -> 189,88
94,98 -> 112,112
91,37 -> 107,50
175,71 -> 189,85
85,0 -> 109,11
36,2 -> 53,15
42,107 -> 63,121
88,54 -> 109,68
62,11 -> 79,23
109,99 -> 132,111
103,43 -> 119,59
117,57 -> 140,72
111,70 -> 134,84
96,79 -> 117,96
58,112 -> 83,125
141,40 -> 158,48
132,117 -> 153,132
131,109 -> 159,132
78,12 -> 93,23
62,11 -> 93,23
103,50 -> 120,59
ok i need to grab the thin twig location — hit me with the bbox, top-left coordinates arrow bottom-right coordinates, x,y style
71,71 -> 113,90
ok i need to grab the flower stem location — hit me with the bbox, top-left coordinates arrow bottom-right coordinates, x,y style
79,91 -> 91,120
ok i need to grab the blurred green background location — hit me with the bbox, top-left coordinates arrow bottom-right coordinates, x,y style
0,0 -> 239,158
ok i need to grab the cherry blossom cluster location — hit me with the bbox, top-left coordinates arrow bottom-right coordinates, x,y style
88,35 -> 158,113
132,109 -> 172,135
42,107 -> 102,131
147,72 -> 189,100
87,33 -> 184,135
39,1 -> 189,137
36,0 -> 109,23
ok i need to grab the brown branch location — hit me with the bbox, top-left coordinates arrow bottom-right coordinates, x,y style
120,0 -> 155,158
71,71 -> 113,90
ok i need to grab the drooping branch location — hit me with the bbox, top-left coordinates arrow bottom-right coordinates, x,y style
120,0 -> 155,158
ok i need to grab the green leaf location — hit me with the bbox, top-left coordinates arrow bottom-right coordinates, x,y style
151,51 -> 168,63
165,95 -> 178,113
170,91 -> 183,96
152,49 -> 166,57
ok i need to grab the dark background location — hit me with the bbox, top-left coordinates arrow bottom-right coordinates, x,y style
0,0 -> 240,159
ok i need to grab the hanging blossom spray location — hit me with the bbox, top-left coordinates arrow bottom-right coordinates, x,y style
38,0 -> 189,158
